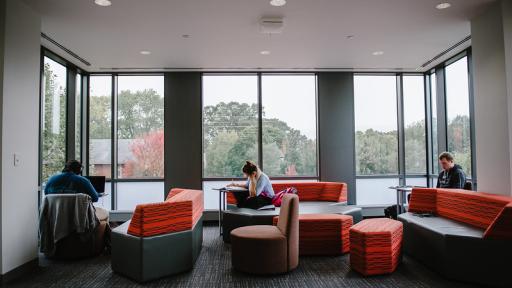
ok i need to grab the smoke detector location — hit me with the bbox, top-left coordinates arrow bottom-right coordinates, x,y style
259,17 -> 285,34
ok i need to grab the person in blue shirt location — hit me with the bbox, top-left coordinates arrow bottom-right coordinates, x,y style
44,160 -> 100,202
227,161 -> 275,209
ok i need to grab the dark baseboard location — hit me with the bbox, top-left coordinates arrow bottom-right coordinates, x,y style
0,258 -> 38,284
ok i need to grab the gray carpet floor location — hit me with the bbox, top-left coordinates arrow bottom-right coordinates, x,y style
6,225 -> 481,288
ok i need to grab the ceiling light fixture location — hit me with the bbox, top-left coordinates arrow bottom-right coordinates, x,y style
270,0 -> 286,7
140,50 -> 151,55
372,51 -> 384,56
94,0 -> 112,7
260,50 -> 271,55
182,34 -> 191,39
435,2 -> 451,9
346,35 -> 355,40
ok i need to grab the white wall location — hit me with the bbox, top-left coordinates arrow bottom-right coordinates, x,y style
471,1 -> 512,196
0,0 -> 41,274
502,0 -> 512,197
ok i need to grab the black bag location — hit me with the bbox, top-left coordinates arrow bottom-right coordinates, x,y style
384,205 -> 399,220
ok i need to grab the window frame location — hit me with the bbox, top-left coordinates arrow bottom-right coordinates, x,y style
200,72 -> 320,182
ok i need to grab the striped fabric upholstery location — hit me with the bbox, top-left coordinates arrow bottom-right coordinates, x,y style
408,188 -> 438,213
165,188 -> 185,201
226,182 -> 348,205
436,189 -> 509,229
484,203 -> 512,240
349,218 -> 403,276
127,189 -> 203,237
317,182 -> 347,202
273,214 -> 353,255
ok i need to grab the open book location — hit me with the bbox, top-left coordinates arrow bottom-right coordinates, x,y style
213,186 -> 248,192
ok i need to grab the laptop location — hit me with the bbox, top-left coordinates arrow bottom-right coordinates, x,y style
85,176 -> 106,193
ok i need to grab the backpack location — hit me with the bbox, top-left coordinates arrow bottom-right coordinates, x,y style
272,187 -> 298,207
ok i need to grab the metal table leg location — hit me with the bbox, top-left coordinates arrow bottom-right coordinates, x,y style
218,190 -> 222,236
396,190 -> 400,217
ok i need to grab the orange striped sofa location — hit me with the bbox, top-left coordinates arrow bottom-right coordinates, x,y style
226,182 -> 348,205
222,182 -> 362,242
399,188 -> 512,287
111,188 -> 204,282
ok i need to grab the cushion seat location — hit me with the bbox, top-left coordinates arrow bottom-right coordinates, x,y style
231,225 -> 286,241
398,212 -> 484,239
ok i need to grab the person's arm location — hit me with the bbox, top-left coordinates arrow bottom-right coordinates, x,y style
436,171 -> 442,188
81,178 -> 99,202
449,170 -> 466,189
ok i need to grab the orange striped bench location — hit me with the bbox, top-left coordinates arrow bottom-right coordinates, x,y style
400,188 -> 512,286
273,214 -> 353,255
349,218 -> 403,276
112,188 -> 204,282
226,182 -> 348,205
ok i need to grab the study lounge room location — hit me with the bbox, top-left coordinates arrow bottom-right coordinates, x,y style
0,0 -> 511,287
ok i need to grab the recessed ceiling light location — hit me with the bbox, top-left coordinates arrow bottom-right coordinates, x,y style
436,2 -> 451,9
346,35 -> 355,40
270,0 -> 286,7
260,50 -> 271,55
372,51 -> 384,56
182,34 -> 191,39
140,50 -> 151,55
95,0 -> 112,7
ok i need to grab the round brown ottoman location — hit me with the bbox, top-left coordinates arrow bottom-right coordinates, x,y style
230,225 -> 288,275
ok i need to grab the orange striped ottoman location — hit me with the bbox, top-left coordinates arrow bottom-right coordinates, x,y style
349,218 -> 403,276
273,214 -> 353,255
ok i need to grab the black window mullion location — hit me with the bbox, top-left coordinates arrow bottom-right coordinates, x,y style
257,73 -> 263,170
435,67 -> 448,154
111,75 -> 118,210
467,49 -> 477,189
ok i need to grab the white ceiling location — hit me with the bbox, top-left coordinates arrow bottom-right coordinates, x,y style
24,0 -> 494,72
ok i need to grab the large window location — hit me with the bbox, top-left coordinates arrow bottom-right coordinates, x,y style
41,57 -> 67,182
354,75 -> 398,175
88,75 -> 165,211
202,74 -> 318,210
403,75 -> 426,174
445,57 -> 472,177
89,76 -> 112,178
261,75 -> 317,176
117,76 -> 164,178
202,75 -> 259,178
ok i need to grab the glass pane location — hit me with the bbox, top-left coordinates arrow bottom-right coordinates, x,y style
446,57 -> 472,177
202,75 -> 259,178
89,76 -> 112,178
405,177 -> 427,187
403,75 -> 426,174
117,76 -> 164,178
116,182 -> 165,210
75,74 -> 82,162
354,75 -> 398,175
261,75 -> 317,176
93,182 -> 111,211
41,57 -> 67,182
431,74 -> 439,174
356,178 -> 400,205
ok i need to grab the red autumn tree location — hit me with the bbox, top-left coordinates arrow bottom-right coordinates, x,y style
123,130 -> 164,178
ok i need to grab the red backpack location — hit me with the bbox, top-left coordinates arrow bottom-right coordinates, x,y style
272,187 -> 298,207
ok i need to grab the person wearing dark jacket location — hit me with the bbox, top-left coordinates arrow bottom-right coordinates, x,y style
436,152 -> 466,188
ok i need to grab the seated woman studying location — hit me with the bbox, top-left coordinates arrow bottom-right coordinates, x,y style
227,161 -> 275,210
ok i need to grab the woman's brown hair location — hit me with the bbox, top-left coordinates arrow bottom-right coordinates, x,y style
242,161 -> 258,175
